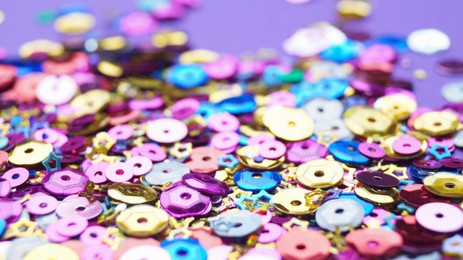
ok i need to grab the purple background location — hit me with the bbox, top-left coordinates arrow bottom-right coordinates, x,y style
0,0 -> 461,108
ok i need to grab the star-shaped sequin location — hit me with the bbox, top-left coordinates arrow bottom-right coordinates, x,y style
169,142 -> 192,160
42,151 -> 62,172
251,190 -> 274,207
282,217 -> 309,231
218,154 -> 239,169
3,218 -> 38,239
229,188 -> 253,202
234,195 -> 257,210
428,144 -> 452,160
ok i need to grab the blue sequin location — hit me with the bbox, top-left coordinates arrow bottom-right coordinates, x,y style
409,165 -> 428,182
320,40 -> 359,63
328,140 -> 369,165
138,0 -> 169,11
11,116 -> 22,127
239,134 -> 249,146
313,79 -> 349,99
367,35 -> 408,53
217,94 -> 256,114
0,136 -> 8,150
428,144 -> 452,160
234,169 -> 281,192
196,102 -> 222,119
167,64 -> 208,89
0,219 -> 5,237
218,154 -> 239,169
291,79 -> 349,106
161,238 -> 207,260
11,62 -> 43,77
261,65 -> 284,87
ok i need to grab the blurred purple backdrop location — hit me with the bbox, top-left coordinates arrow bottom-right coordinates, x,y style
0,0 -> 461,108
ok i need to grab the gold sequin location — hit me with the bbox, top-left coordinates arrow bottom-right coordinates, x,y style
423,173 -> 463,198
296,159 -> 344,188
343,106 -> 396,137
9,141 -> 53,166
108,183 -> 158,204
116,205 -> 169,237
413,111 -> 459,136
263,106 -> 314,141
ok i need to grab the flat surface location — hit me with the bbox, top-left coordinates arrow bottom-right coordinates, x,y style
0,0 -> 461,108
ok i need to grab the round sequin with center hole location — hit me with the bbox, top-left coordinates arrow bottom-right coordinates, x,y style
423,172 -> 463,198
415,202 -> 463,233
160,182 -> 212,218
356,170 -> 400,188
328,140 -> 370,165
26,193 -> 58,215
315,199 -> 364,232
234,169 -> 282,192
275,229 -> 331,260
346,228 -> 403,258
296,158 -> 344,188
146,118 -> 188,143
145,160 -> 190,186
272,188 -> 313,215
116,204 -> 169,237
42,169 -> 88,195
210,210 -> 261,238
105,162 -> 134,183
263,106 -> 314,142
358,142 -> 386,159
56,215 -> 89,237
2,167 -> 29,187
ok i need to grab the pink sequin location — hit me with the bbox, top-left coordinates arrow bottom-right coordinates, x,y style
126,156 -> 153,176
172,98 -> 200,119
286,139 -> 328,163
81,244 -> 113,260
2,167 -> 29,187
259,140 -> 286,159
33,128 -> 59,144
392,135 -> 422,155
204,55 -> 239,80
85,162 -> 109,184
26,193 -> 58,215
268,91 -> 297,108
248,133 -> 275,146
119,11 -> 157,36
105,162 -> 134,183
428,136 -> 455,152
45,222 -> 70,242
128,97 -> 164,111
211,132 -> 240,150
108,125 -> 134,140
139,143 -> 167,162
57,215 -> 89,237
258,223 -> 284,243
80,226 -> 107,244
0,179 -> 11,198
358,142 -> 386,159
208,113 -> 240,132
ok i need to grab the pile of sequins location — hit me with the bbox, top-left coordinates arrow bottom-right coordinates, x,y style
1,1 -> 463,260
